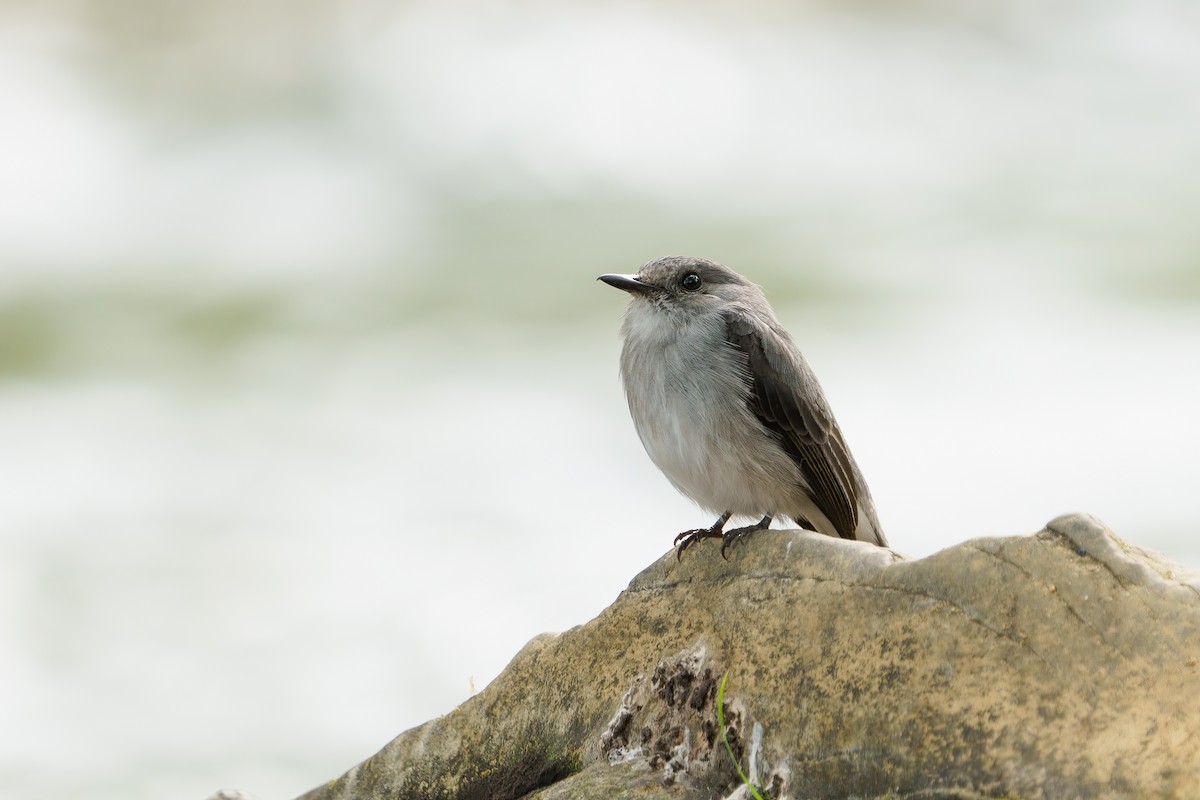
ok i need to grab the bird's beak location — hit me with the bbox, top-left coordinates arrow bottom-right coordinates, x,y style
598,273 -> 657,295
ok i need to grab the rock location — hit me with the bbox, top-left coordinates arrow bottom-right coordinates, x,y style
294,514 -> 1200,800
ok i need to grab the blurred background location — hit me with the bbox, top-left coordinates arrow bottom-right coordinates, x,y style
2,1 -> 1199,798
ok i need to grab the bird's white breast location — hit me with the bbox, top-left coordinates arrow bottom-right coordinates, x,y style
619,304 -> 807,518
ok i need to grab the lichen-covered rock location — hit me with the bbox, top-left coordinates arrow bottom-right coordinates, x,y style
294,514 -> 1200,800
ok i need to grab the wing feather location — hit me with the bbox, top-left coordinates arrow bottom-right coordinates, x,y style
724,312 -> 860,539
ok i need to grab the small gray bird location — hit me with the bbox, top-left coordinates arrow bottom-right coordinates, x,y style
599,256 -> 887,557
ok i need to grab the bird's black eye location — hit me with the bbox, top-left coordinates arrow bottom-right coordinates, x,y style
680,272 -> 702,291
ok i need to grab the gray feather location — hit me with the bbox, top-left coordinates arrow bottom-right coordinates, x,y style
723,311 -> 860,540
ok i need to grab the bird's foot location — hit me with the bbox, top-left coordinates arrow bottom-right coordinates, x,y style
720,515 -> 773,560
673,512 -> 732,560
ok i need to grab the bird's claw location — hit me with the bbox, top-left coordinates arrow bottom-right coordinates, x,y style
719,529 -> 749,560
674,527 -> 722,560
718,516 -> 773,560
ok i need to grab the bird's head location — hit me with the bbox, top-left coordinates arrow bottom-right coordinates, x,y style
598,256 -> 759,318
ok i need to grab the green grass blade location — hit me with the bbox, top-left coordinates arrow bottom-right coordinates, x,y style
716,672 -> 768,800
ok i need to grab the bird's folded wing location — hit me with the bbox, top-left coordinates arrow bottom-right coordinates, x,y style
724,312 -> 859,539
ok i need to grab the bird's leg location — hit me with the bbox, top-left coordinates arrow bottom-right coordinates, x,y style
720,515 -> 773,559
673,511 -> 732,560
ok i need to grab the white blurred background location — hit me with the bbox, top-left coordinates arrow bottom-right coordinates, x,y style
2,1 -> 1199,798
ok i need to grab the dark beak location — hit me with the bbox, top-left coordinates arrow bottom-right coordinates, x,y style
598,273 -> 658,295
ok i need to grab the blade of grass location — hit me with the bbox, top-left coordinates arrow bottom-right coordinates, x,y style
717,672 -> 768,800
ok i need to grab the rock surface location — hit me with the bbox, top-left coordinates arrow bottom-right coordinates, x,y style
294,514 -> 1200,800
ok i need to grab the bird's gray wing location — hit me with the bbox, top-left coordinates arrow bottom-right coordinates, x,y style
724,312 -> 860,539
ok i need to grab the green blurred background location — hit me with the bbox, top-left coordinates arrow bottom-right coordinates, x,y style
2,2 -> 1199,799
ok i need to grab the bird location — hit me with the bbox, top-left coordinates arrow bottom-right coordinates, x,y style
599,256 -> 887,558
